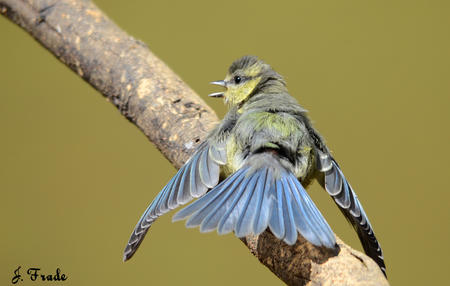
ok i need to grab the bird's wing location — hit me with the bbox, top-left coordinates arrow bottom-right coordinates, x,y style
173,153 -> 336,248
123,141 -> 226,261
315,149 -> 386,276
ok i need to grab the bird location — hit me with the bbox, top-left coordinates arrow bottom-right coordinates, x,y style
123,55 -> 386,276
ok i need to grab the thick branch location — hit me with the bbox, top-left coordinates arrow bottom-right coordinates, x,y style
1,1 -> 388,285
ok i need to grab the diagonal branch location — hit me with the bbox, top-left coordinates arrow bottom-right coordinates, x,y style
0,1 -> 388,285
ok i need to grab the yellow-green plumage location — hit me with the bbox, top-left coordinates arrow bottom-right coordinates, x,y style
251,112 -> 299,137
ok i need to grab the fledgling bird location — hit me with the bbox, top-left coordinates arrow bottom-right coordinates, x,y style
124,55 -> 386,276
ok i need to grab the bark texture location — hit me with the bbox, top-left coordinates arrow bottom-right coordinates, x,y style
1,1 -> 389,285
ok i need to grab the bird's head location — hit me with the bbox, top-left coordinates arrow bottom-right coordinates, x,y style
209,55 -> 286,107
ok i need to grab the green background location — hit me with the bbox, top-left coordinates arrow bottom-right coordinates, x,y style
1,0 -> 449,285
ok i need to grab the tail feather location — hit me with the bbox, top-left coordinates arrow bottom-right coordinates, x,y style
287,176 -> 336,247
173,155 -> 336,248
268,179 -> 285,240
217,171 -> 254,235
280,178 -> 297,245
253,169 -> 272,234
235,174 -> 260,237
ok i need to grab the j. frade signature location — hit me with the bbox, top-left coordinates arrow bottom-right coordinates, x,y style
11,266 -> 68,284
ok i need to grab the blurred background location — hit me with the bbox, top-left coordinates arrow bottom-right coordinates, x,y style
1,0 -> 449,285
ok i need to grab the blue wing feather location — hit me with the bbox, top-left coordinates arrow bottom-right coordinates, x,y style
123,143 -> 225,261
172,168 -> 246,224
167,164 -> 187,209
318,153 -> 386,275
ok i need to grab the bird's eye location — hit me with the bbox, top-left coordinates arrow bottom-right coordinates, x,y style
234,76 -> 242,84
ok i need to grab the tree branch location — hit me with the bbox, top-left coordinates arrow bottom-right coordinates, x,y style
1,1 -> 388,285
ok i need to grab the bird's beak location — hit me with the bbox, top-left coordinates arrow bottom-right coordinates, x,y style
208,80 -> 226,98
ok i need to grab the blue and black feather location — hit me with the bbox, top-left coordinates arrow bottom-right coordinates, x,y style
316,149 -> 386,276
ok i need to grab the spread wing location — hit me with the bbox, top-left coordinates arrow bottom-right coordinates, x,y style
123,141 -> 226,261
316,149 -> 386,276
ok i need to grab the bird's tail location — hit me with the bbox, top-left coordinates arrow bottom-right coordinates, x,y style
173,153 -> 336,248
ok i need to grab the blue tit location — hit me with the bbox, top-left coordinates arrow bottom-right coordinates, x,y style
124,55 -> 386,276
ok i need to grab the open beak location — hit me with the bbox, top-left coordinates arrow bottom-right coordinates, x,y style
208,80 -> 226,98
